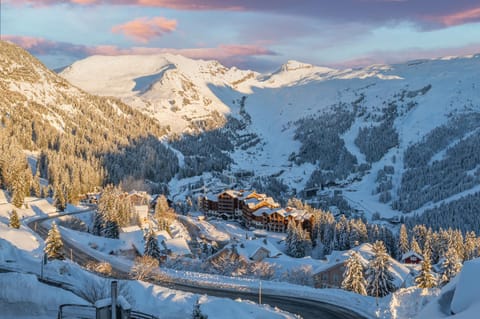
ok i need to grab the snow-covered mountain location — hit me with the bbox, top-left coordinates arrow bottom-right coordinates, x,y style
61,52 -> 480,221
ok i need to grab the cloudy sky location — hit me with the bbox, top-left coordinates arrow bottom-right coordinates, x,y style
1,0 -> 480,71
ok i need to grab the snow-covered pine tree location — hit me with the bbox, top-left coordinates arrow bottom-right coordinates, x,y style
464,231 -> 477,261
285,221 -> 297,257
44,222 -> 64,260
144,227 -> 162,260
92,211 -> 105,236
54,184 -> 66,211
103,220 -> 119,239
9,209 -> 20,229
415,254 -> 436,289
397,224 -> 409,259
410,237 -> 422,255
440,245 -> 462,285
192,297 -> 208,319
366,241 -> 396,298
342,251 -> 367,295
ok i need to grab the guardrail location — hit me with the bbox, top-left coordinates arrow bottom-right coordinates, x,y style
57,304 -> 96,319
57,304 -> 158,319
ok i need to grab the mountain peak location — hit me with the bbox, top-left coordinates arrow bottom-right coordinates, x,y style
279,60 -> 315,72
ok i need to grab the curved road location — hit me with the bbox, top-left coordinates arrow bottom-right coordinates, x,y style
28,213 -> 369,319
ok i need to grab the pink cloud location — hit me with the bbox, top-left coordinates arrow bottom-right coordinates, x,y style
430,7 -> 480,27
2,35 -> 276,66
5,1 -> 480,29
112,17 -> 177,43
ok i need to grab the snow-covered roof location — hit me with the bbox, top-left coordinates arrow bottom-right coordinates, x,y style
234,238 -> 282,260
249,246 -> 271,260
156,230 -> 172,242
252,207 -> 274,217
120,225 -> 142,233
119,226 -> 144,254
401,251 -> 424,261
165,238 -> 191,256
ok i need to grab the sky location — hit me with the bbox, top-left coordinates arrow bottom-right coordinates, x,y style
1,0 -> 480,72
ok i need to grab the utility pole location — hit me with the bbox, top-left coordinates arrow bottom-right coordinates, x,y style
259,281 -> 262,304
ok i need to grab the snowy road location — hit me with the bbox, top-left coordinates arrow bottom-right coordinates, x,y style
28,212 -> 368,319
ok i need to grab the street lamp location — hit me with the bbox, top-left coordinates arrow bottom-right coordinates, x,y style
40,253 -> 47,280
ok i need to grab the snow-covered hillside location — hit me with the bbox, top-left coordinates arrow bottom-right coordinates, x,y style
62,52 -> 480,222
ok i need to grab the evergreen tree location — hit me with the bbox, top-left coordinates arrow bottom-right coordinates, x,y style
440,246 -> 462,285
54,184 -> 66,211
397,224 -> 409,259
92,211 -> 105,236
410,237 -> 422,255
285,221 -> 298,257
103,220 -> 119,239
12,183 -> 24,209
192,298 -> 208,319
342,252 -> 367,295
415,255 -> 436,289
464,231 -> 477,261
44,222 -> 64,260
366,241 -> 396,298
144,227 -> 162,260
9,209 -> 20,229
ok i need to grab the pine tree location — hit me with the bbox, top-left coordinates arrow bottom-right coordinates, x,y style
415,254 -> 436,289
103,220 -> 119,239
464,231 -> 477,261
192,297 -> 208,319
366,241 -> 396,298
440,245 -> 462,285
92,211 -> 105,236
9,209 -> 20,229
144,227 -> 162,260
54,184 -> 66,211
410,237 -> 422,255
12,184 -> 24,208
397,224 -> 409,259
285,221 -> 298,257
342,251 -> 367,295
44,222 -> 64,260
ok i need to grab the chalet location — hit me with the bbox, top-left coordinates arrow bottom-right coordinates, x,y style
313,243 -> 410,289
119,226 -> 144,255
133,205 -> 149,226
126,191 -> 150,206
401,251 -> 424,264
314,262 -> 345,288
249,246 -> 271,262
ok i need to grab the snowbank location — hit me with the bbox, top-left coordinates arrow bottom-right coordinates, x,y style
451,258 -> 480,315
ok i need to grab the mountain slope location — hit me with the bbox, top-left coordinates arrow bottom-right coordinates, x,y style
0,40 -> 178,201
62,50 -> 480,221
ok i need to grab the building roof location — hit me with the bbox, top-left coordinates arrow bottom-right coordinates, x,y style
119,226 -> 144,254
249,246 -> 271,260
401,250 -> 424,261
165,238 -> 191,256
